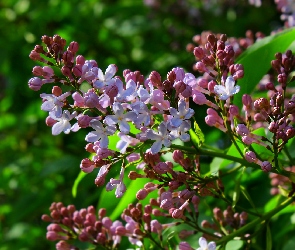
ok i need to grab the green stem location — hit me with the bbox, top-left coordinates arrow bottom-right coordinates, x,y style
169,144 -> 291,178
215,196 -> 295,245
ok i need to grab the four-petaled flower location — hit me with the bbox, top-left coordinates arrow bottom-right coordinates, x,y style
106,167 -> 126,198
85,120 -> 116,148
196,237 -> 216,250
169,99 -> 194,127
105,102 -> 137,134
40,92 -> 71,118
146,122 -> 175,154
93,64 -> 117,89
50,110 -> 77,135
214,76 -> 240,100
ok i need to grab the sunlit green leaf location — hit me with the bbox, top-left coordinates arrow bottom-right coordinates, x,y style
235,27 -> 295,108
225,240 -> 244,250
72,171 -> 87,198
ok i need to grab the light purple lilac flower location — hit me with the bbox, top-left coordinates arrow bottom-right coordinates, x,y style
169,120 -> 191,142
146,122 -> 176,154
105,102 -> 137,134
93,64 -> 117,89
197,237 -> 216,250
40,92 -> 71,118
116,132 -> 140,153
50,110 -> 77,135
106,167 -> 126,198
214,76 -> 240,100
85,120 -> 116,148
169,99 -> 194,127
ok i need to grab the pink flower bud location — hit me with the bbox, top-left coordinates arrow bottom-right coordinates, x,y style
126,153 -> 140,162
62,51 -> 74,65
115,225 -> 127,236
46,231 -> 60,241
236,124 -> 249,136
150,219 -> 163,233
153,162 -> 169,174
172,67 -> 185,81
160,199 -> 174,210
197,78 -> 208,88
173,150 -> 184,163
56,240 -> 72,250
149,71 -> 162,87
261,161 -> 272,172
68,41 -> 79,53
208,80 -> 217,93
76,55 -> 85,65
172,209 -> 183,219
52,86 -> 62,96
136,189 -> 148,200
84,89 -> 99,108
193,90 -> 207,105
179,189 -> 194,199
229,105 -> 239,116
182,85 -> 192,98
72,64 -> 83,77
195,62 -> 208,73
80,158 -> 95,173
233,70 -> 244,80
193,47 -> 205,59
42,66 -> 54,79
174,80 -> 186,93
179,242 -> 193,250
29,50 -> 42,61
78,115 -> 92,128
242,135 -> 255,145
105,84 -> 119,100
61,66 -> 72,78
245,151 -> 257,163
28,77 -> 43,91
32,66 -> 43,76
242,94 -> 252,107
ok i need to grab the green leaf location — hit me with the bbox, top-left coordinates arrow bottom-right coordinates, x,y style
240,185 -> 258,212
225,240 -> 244,250
72,171 -> 87,198
232,168 -> 245,208
189,119 -> 205,148
278,185 -> 289,197
234,27 -> 295,108
266,223 -> 272,250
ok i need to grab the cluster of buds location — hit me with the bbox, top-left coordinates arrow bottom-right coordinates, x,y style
42,202 -> 126,249
28,31 -> 295,250
42,193 -> 199,250
275,0 -> 295,27
237,50 -> 295,173
187,30 -> 264,59
201,206 -> 248,240
269,166 -> 295,195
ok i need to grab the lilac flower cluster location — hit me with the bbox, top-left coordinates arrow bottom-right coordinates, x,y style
42,190 -> 200,250
29,32 -> 295,249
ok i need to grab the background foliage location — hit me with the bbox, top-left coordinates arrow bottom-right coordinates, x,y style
1,0 -> 292,249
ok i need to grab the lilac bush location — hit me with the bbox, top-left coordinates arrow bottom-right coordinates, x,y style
27,7 -> 295,249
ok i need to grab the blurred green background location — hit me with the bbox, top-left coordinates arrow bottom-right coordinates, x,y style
0,0 -> 287,249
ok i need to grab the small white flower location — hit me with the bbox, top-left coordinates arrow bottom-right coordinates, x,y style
214,76 -> 240,100
50,110 -> 77,135
196,237 -> 216,250
93,64 -> 117,89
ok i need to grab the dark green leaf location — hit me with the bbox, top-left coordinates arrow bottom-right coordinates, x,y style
235,27 -> 295,108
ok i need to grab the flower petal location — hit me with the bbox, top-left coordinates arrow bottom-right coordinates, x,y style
199,237 -> 208,248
